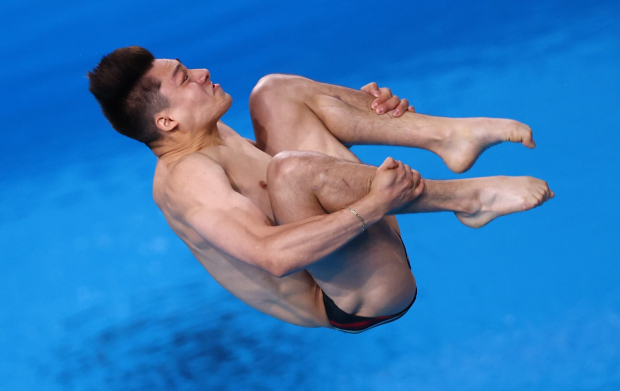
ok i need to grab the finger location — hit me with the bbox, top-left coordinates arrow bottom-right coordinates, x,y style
412,170 -> 422,190
413,176 -> 425,198
391,98 -> 409,117
404,164 -> 414,185
394,160 -> 405,175
371,87 -> 393,111
408,105 -> 415,113
393,160 -> 404,173
396,161 -> 407,180
378,156 -> 397,171
411,169 -> 421,183
379,86 -> 393,99
404,164 -> 413,177
361,82 -> 381,98
377,95 -> 400,115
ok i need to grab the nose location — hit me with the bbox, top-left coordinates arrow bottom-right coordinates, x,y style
197,69 -> 210,84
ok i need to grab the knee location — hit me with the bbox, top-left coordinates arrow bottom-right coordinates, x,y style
250,74 -> 309,112
267,151 -> 326,187
267,151 -> 306,184
251,74 -> 290,96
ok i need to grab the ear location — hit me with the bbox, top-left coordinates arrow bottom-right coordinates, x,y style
154,110 -> 178,132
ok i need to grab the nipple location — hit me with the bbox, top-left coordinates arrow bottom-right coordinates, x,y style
259,180 -> 268,189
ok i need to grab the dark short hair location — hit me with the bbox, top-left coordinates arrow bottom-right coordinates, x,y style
88,46 -> 169,145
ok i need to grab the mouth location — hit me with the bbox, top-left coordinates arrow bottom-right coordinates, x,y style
213,83 -> 220,92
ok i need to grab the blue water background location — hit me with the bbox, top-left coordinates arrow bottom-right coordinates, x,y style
1,0 -> 619,389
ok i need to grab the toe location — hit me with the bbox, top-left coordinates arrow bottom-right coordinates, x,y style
518,124 -> 535,148
524,196 -> 539,210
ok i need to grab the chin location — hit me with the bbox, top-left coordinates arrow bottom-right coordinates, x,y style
212,95 -> 233,122
222,94 -> 233,112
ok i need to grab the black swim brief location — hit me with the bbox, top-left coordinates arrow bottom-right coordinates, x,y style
322,231 -> 416,334
322,288 -> 417,334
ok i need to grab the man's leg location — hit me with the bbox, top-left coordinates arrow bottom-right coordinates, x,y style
251,74 -> 551,320
268,151 -> 552,230
266,151 -> 553,317
250,74 -> 535,173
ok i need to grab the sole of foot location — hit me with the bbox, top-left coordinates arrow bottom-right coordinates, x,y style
440,118 -> 536,174
455,176 -> 554,228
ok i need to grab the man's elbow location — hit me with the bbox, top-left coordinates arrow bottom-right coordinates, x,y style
270,265 -> 291,279
252,250 -> 296,278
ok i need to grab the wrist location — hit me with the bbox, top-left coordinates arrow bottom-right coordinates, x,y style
348,194 -> 388,227
341,206 -> 366,233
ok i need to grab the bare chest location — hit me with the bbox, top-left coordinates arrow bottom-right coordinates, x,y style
218,148 -> 275,223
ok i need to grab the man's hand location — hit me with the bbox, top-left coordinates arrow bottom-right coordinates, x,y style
361,82 -> 415,117
368,157 -> 424,214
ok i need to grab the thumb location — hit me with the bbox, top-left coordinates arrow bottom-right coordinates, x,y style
378,157 -> 397,172
368,82 -> 380,97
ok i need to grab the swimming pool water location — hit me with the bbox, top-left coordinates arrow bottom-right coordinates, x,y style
1,0 -> 619,389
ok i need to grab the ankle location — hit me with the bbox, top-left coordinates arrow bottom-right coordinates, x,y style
413,114 -> 451,150
459,186 -> 483,215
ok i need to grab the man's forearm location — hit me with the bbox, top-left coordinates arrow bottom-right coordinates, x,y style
262,196 -> 385,277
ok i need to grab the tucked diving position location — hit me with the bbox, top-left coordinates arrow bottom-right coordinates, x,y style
88,46 -> 553,333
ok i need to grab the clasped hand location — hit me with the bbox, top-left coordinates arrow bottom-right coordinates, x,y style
361,82 -> 415,117
368,157 -> 424,214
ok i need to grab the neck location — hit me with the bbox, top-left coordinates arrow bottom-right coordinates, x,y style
151,122 -> 223,162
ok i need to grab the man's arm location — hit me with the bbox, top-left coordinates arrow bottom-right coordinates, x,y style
168,154 -> 414,278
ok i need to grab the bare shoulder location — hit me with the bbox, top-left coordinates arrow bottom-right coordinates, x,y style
170,152 -> 222,182
153,153 -> 228,215
166,152 -> 271,221
172,153 -> 228,198
163,151 -> 274,264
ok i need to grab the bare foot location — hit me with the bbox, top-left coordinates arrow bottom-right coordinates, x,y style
455,176 -> 554,228
435,117 -> 536,173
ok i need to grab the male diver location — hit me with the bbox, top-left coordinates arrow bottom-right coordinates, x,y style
88,46 -> 553,333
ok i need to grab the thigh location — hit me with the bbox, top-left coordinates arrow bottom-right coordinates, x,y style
307,219 -> 415,317
266,152 -> 413,318
261,268 -> 333,328
253,76 -> 404,231
250,74 -> 360,162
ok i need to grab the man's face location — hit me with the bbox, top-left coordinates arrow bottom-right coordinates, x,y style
148,58 -> 232,132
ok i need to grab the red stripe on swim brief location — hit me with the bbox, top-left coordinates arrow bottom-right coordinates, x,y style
328,315 -> 394,329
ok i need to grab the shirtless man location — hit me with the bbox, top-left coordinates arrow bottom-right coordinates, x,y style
88,46 -> 553,333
